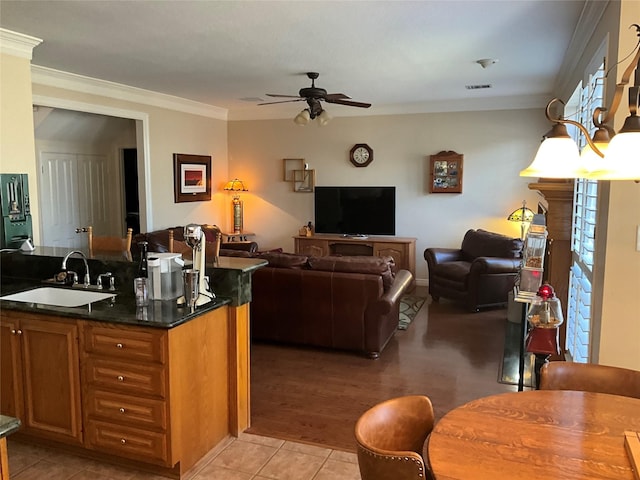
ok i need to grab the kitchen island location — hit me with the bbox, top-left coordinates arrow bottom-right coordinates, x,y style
0,248 -> 266,479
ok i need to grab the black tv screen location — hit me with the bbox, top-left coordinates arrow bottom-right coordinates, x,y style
314,186 -> 396,236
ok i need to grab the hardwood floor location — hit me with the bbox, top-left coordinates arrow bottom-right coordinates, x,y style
247,288 -> 519,452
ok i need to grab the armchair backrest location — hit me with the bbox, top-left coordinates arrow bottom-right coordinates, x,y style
461,229 -> 523,261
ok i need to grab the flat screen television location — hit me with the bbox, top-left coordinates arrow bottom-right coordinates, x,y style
314,186 -> 396,236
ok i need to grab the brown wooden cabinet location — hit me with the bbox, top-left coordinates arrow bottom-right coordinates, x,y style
1,305 -> 231,476
0,311 -> 83,445
79,306 -> 230,474
294,235 -> 416,281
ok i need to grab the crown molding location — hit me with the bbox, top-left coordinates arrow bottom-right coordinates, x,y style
228,93 -> 547,121
554,0 -> 609,95
31,65 -> 228,120
0,28 -> 43,59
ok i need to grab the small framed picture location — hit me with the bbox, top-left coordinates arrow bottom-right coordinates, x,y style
429,151 -> 463,194
173,153 -> 212,202
283,158 -> 305,182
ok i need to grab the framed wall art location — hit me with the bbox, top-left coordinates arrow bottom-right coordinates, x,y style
173,153 -> 212,203
429,150 -> 463,194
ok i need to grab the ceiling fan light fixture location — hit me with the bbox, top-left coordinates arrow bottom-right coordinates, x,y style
317,109 -> 331,126
294,109 -> 311,126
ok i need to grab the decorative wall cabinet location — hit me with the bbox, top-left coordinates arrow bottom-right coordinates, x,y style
429,151 -> 463,193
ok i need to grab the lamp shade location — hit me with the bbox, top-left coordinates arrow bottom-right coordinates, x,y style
589,122 -> 640,180
223,178 -> 248,192
520,137 -> 585,178
294,109 -> 311,125
317,109 -> 331,126
507,206 -> 535,223
520,123 -> 588,178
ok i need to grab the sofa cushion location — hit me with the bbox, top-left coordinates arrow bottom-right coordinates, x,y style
258,252 -> 309,269
461,229 -> 523,261
307,255 -> 396,290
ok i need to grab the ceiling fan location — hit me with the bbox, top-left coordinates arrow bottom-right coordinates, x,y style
259,72 -> 371,120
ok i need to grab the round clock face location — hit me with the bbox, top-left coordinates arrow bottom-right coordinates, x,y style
353,148 -> 369,164
350,144 -> 373,167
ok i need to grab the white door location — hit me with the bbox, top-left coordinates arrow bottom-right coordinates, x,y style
39,152 -> 119,248
39,152 -> 81,247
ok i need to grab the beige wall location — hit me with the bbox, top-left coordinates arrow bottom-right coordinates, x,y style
229,109 -> 548,282
0,53 -> 40,243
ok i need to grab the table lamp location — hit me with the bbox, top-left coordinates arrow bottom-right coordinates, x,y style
507,200 -> 535,240
223,178 -> 248,234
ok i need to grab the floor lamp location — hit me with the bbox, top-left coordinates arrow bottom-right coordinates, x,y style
223,178 -> 248,234
507,200 -> 535,240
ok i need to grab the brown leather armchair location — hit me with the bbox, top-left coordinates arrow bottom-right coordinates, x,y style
355,395 -> 434,480
424,229 -> 523,311
539,362 -> 640,399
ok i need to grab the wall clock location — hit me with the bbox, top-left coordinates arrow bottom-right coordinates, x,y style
349,144 -> 373,167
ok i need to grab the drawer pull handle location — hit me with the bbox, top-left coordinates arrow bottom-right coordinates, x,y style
117,375 -> 124,382
116,343 -> 124,349
119,407 -> 125,413
121,438 -> 126,444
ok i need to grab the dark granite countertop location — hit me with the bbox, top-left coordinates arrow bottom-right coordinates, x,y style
0,415 -> 21,439
0,280 -> 231,329
0,248 -> 267,325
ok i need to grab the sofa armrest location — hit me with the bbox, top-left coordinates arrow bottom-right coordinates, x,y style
470,256 -> 522,275
369,269 -> 413,316
424,248 -> 463,266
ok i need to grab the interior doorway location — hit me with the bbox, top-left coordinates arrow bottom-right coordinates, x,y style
122,148 -> 140,235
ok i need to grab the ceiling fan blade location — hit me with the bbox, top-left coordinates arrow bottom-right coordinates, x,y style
265,94 -> 302,98
325,93 -> 351,100
258,98 -> 306,105
325,98 -> 372,108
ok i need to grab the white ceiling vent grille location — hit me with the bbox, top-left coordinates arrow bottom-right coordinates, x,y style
465,84 -> 492,90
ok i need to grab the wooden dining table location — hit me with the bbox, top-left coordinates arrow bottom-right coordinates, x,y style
427,390 -> 640,480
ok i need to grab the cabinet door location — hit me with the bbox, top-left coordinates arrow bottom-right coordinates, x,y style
20,317 -> 83,444
374,242 -> 408,271
295,239 -> 328,256
0,319 -> 24,420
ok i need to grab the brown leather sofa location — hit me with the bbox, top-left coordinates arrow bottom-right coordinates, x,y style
424,229 -> 523,311
132,225 -> 258,258
251,253 -> 413,358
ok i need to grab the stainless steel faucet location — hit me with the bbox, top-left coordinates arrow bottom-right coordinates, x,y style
61,250 -> 90,287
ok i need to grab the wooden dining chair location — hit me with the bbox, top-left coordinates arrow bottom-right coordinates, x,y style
539,362 -> 640,399
77,226 -> 133,254
355,395 -> 435,480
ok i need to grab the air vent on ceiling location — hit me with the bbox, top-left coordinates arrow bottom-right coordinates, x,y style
465,84 -> 492,90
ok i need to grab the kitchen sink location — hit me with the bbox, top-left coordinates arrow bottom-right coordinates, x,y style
0,287 -> 116,307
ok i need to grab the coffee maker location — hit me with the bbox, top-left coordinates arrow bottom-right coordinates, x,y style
0,174 -> 33,249
176,224 -> 214,307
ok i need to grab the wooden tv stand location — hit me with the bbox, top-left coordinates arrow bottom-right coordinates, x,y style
294,234 -> 416,281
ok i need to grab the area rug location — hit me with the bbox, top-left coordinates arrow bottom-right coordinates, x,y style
398,294 -> 426,330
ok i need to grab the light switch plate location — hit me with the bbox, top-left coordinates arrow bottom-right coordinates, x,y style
637,225 -> 640,252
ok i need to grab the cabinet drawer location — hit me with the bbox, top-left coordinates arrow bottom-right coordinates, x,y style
86,419 -> 168,464
84,358 -> 166,398
83,324 -> 166,364
85,389 -> 167,430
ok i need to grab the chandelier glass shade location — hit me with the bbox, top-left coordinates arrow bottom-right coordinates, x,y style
521,25 -> 640,181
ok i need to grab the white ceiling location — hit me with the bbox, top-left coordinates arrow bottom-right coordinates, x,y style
1,0 -> 592,120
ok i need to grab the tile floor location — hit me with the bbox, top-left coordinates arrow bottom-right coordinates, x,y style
8,432 -> 361,480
